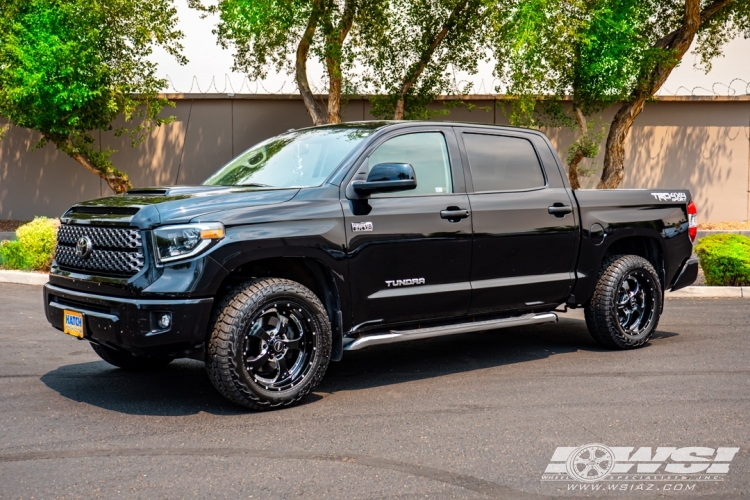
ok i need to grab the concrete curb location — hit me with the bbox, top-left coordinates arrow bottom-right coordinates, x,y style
0,270 -> 49,286
0,232 -> 16,241
668,286 -> 746,298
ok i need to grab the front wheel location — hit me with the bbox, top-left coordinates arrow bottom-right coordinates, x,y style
584,255 -> 662,349
206,278 -> 332,410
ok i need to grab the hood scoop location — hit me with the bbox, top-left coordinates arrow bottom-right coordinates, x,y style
125,188 -> 170,196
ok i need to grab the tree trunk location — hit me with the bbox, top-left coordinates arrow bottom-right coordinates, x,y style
296,2 -> 327,126
327,68 -> 343,124
597,99 -> 646,189
49,135 -> 132,194
568,151 -> 583,190
70,151 -> 131,194
568,104 -> 586,190
325,0 -> 355,125
598,0 -> 706,189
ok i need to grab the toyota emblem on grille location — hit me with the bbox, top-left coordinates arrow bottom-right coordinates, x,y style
75,236 -> 94,259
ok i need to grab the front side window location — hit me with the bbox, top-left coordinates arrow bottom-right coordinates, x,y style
204,125 -> 376,188
368,132 -> 453,197
463,133 -> 545,192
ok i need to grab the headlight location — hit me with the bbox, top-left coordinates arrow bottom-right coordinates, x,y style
153,223 -> 225,264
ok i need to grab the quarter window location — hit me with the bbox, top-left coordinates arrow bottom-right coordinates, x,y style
369,132 -> 453,197
463,133 -> 545,192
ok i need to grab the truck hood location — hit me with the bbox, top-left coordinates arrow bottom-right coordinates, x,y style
61,186 -> 301,228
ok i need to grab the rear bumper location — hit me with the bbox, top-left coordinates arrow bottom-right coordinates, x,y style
44,283 -> 213,356
670,257 -> 699,292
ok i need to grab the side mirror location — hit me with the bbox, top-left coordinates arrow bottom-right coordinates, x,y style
352,163 -> 417,194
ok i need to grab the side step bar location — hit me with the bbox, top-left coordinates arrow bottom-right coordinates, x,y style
343,312 -> 558,351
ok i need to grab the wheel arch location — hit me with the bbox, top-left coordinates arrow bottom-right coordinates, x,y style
212,256 -> 345,361
602,234 -> 666,290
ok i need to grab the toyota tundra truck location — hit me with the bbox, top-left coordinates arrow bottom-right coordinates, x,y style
44,121 -> 699,410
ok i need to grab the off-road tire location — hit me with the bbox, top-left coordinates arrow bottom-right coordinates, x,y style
584,254 -> 662,349
205,278 -> 332,411
90,343 -> 173,370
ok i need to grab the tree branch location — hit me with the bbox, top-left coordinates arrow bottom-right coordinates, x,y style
393,0 -> 475,119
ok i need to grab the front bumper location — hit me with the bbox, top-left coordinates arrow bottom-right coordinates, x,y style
670,257 -> 699,292
44,283 -> 213,356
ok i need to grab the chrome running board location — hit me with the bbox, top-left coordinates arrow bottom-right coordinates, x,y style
343,312 -> 558,351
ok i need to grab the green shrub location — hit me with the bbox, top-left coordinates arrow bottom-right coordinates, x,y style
695,234 -> 750,286
0,217 -> 59,271
0,240 -> 31,269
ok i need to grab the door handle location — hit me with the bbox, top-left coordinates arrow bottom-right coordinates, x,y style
440,208 -> 470,222
548,204 -> 572,217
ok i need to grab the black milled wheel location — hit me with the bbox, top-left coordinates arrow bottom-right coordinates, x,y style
90,343 -> 173,370
205,278 -> 331,411
584,255 -> 662,349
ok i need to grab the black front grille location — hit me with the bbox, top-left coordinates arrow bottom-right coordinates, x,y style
57,225 -> 141,248
55,224 -> 145,276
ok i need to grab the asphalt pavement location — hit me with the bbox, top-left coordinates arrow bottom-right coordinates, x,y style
0,283 -> 748,499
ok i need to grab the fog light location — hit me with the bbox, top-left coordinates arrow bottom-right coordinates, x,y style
158,313 -> 172,329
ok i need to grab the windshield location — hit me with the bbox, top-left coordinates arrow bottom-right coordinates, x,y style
203,126 -> 376,188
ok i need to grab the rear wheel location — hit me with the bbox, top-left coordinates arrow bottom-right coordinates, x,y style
90,343 -> 173,370
206,278 -> 331,411
584,255 -> 662,349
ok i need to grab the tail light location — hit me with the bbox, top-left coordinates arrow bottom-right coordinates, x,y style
687,200 -> 697,243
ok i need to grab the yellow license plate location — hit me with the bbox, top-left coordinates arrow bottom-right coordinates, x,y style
63,310 -> 84,339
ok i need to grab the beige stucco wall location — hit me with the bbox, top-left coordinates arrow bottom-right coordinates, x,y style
1,96 -> 748,222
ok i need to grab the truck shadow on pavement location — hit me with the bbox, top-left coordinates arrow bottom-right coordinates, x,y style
39,317 -> 678,416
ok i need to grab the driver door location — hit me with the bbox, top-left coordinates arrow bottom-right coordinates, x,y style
342,127 -> 473,328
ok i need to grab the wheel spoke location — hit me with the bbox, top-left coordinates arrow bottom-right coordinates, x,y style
247,321 -> 270,341
265,314 -> 281,335
246,350 -> 270,369
282,337 -> 302,351
628,278 -> 640,297
593,463 -> 608,474
275,356 -> 290,383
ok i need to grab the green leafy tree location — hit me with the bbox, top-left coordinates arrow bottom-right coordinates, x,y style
597,0 -> 750,188
0,0 -> 185,194
497,0 -> 654,189
196,0 -> 386,125
361,0 -> 493,120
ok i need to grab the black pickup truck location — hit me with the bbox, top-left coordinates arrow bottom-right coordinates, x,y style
44,121 -> 698,410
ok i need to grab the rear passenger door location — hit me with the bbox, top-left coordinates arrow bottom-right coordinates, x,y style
458,129 -> 578,313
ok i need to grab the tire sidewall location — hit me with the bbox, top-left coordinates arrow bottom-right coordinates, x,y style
609,259 -> 662,347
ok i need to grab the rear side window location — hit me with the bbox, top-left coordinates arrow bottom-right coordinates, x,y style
369,132 -> 453,197
462,133 -> 545,192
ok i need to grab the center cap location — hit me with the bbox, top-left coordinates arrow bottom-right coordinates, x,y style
272,339 -> 285,353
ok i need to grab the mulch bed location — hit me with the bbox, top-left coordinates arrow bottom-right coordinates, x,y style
698,221 -> 750,230
0,220 -> 27,232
